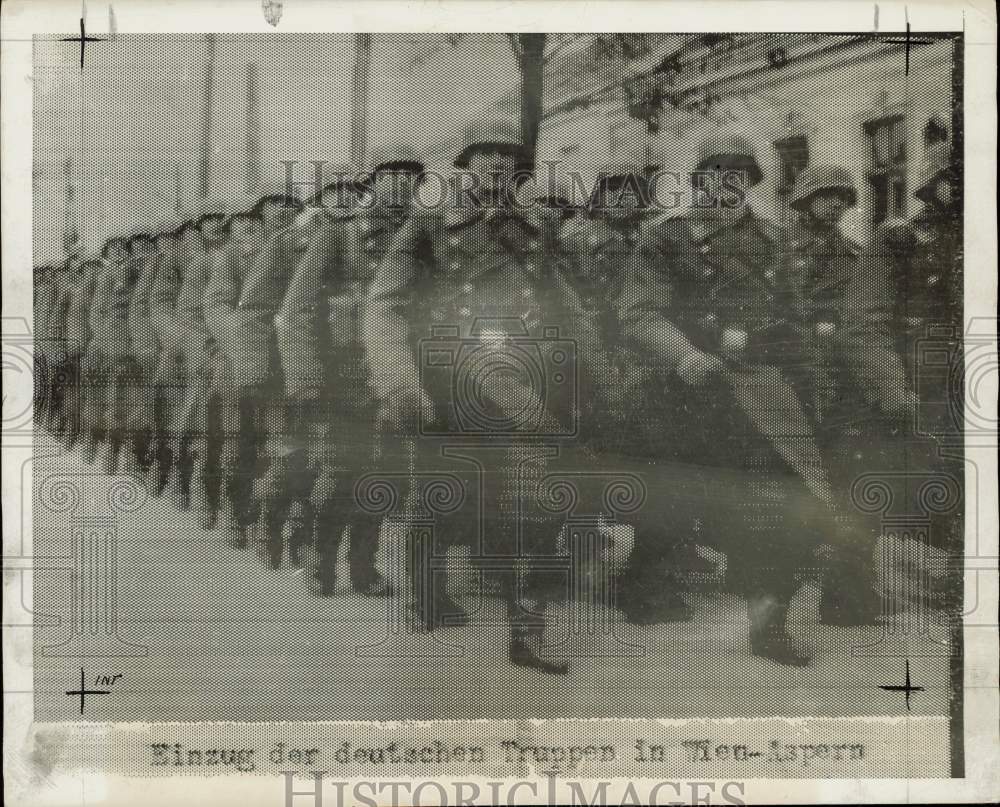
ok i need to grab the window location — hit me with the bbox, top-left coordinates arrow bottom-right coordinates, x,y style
864,114 -> 907,226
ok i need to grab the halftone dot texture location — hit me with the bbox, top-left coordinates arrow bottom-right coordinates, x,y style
32,33 -> 963,779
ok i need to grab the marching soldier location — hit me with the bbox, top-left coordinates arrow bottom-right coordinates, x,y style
81,234 -> 133,470
59,254 -> 101,449
275,148 -> 422,592
874,137 -> 961,424
162,204 -> 230,521
33,264 -> 55,424
867,133 -> 962,562
121,229 -> 168,478
266,170 -> 359,575
618,132 -> 874,665
564,150 -> 706,624
203,187 -> 304,551
364,117 -> 580,674
785,165 -> 913,465
147,218 -> 199,495
37,259 -> 72,438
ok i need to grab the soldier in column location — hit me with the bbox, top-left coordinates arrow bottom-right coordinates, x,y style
80,234 -> 131,469
59,254 -> 102,450
874,134 -> 961,424
147,218 -> 198,495
619,132 -> 869,665
121,225 -> 174,479
785,166 -> 913,473
203,187 -> 304,550
38,257 -> 73,439
34,263 -> 56,426
867,130 -> 963,569
364,117 -> 580,674
563,150 -> 710,625
275,151 -> 422,593
268,171 -> 359,578
162,204 -> 229,520
783,164 -> 919,622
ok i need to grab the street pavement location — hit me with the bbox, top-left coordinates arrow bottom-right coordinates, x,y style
31,435 -> 953,723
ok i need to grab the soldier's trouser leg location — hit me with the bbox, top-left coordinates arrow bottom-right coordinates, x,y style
44,357 -> 76,442
57,356 -> 83,448
99,358 -> 131,475
149,374 -> 181,496
254,399 -> 296,570
165,360 -> 215,519
308,411 -> 396,596
123,357 -> 155,479
81,352 -> 109,465
34,354 -> 49,423
259,400 -> 318,570
308,415 -> 356,595
445,375 -> 570,673
495,446 -> 569,676
218,390 -> 258,545
45,360 -> 65,435
347,421 -> 395,595
43,361 -> 61,433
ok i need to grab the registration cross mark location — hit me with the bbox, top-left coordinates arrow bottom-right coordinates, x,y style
65,668 -> 113,714
59,17 -> 107,70
879,660 -> 925,711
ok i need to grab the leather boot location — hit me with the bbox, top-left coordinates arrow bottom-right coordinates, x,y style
819,555 -> 882,626
163,448 -> 189,511
509,624 -> 568,675
189,457 -> 216,528
256,504 -> 285,571
285,509 -> 312,569
748,594 -> 811,666
101,435 -> 122,476
350,515 -> 393,597
82,429 -> 100,465
217,493 -> 245,549
414,586 -> 470,631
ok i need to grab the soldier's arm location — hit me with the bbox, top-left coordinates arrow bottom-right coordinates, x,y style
617,223 -> 701,374
362,211 -> 433,401
842,241 -> 912,412
50,280 -> 72,342
275,219 -> 343,399
149,252 -> 183,350
129,256 -> 158,323
239,226 -> 295,311
87,268 -> 110,339
202,244 -> 244,345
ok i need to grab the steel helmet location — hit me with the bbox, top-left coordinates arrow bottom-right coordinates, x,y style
453,115 -> 528,168
789,164 -> 858,211
251,180 -> 305,216
590,148 -> 648,206
364,143 -> 425,183
694,131 -> 763,187
193,198 -> 230,227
